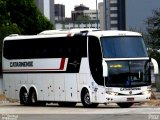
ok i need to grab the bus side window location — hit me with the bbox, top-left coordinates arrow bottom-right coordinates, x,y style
88,36 -> 103,85
69,36 -> 87,57
3,36 -> 86,60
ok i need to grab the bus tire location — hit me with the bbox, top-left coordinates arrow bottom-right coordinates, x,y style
117,102 -> 134,108
28,89 -> 46,106
28,89 -> 38,106
20,88 -> 28,105
58,102 -> 77,107
81,88 -> 98,108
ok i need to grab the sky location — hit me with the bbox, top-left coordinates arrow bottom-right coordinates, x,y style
126,0 -> 160,30
54,0 -> 160,30
55,0 -> 103,17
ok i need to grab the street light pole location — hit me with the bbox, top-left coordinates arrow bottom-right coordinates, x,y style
96,0 -> 99,29
103,0 -> 107,30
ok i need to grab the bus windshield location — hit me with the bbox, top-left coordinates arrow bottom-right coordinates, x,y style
106,60 -> 151,87
101,36 -> 148,58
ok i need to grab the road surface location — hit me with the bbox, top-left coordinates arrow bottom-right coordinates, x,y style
0,102 -> 160,120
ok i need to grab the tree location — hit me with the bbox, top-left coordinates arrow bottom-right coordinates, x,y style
146,8 -> 160,65
146,9 -> 160,49
3,0 -> 54,35
0,0 -> 20,36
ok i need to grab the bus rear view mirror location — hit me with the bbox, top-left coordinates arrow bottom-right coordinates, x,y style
102,60 -> 108,77
151,58 -> 159,74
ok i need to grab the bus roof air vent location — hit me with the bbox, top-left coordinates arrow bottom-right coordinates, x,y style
9,34 -> 19,37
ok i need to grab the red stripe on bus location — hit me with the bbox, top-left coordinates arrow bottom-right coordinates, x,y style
59,58 -> 65,70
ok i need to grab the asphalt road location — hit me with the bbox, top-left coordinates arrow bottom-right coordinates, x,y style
1,114 -> 159,120
0,102 -> 160,120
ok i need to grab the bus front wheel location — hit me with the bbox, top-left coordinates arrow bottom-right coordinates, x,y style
117,102 -> 134,108
81,89 -> 98,108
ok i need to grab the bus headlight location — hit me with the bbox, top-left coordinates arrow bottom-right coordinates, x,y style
142,90 -> 151,95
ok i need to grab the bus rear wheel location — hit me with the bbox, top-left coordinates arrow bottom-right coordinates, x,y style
117,102 -> 134,108
81,89 -> 99,108
20,90 -> 28,105
28,90 -> 38,106
28,90 -> 46,106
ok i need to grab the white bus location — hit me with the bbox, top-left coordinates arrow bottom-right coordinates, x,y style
2,29 -> 159,108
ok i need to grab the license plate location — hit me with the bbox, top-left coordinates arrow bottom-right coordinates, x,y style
127,98 -> 134,101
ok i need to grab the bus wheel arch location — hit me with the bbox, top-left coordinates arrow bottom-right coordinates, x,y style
19,86 -> 28,105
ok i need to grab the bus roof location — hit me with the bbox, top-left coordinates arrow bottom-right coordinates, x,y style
4,30 -> 142,41
38,28 -> 99,35
38,30 -> 69,35
3,34 -> 68,41
87,30 -> 142,38
4,28 -> 99,41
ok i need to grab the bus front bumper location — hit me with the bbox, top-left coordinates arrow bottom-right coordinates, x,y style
105,94 -> 151,103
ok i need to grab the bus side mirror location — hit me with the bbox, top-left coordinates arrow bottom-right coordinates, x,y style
151,58 -> 159,74
102,60 -> 108,77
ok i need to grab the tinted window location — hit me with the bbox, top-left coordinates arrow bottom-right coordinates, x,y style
101,36 -> 148,58
88,36 -> 103,85
106,60 -> 151,87
3,36 -> 87,59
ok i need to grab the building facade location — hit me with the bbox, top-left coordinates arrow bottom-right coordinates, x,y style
99,2 -> 107,30
55,4 -> 65,21
99,0 -> 126,30
71,4 -> 89,21
35,0 -> 55,24
83,10 -> 97,21
55,22 -> 100,30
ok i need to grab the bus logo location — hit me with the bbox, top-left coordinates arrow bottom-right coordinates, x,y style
129,91 -> 132,95
69,60 -> 79,68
